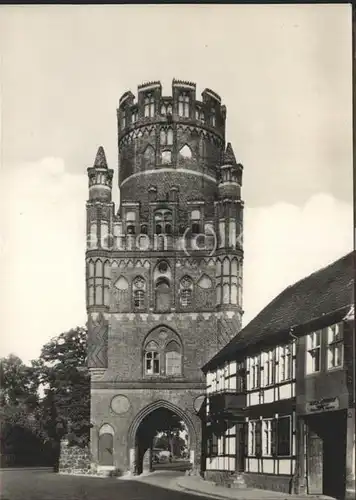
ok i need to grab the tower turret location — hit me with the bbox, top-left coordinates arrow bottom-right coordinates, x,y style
218,142 -> 243,200
87,146 -> 114,203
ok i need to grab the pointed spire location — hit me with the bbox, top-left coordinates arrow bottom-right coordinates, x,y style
93,146 -> 107,169
223,143 -> 237,164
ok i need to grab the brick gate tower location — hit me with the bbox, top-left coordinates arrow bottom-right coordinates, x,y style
85,79 -> 244,475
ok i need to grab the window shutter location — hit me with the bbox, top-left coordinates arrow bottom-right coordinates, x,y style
271,418 -> 277,456
244,422 -> 249,456
255,420 -> 262,457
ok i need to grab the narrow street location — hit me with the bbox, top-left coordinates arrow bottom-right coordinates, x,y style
0,468 -> 207,500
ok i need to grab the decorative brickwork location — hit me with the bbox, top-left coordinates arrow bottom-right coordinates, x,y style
85,79 -> 244,475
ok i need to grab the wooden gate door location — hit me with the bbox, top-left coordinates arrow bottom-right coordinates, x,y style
98,433 -> 113,466
307,429 -> 323,494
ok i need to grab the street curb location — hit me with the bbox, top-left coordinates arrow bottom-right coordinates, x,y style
175,480 -> 336,500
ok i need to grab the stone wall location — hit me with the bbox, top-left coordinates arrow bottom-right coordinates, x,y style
59,440 -> 92,475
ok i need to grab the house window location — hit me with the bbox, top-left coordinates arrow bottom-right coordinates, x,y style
279,344 -> 292,381
236,363 -> 245,393
306,331 -> 321,374
262,420 -> 272,457
327,323 -> 343,369
262,350 -> 274,386
144,93 -> 155,117
145,351 -> 160,375
165,340 -> 182,376
249,355 -> 260,389
277,417 -> 291,456
208,433 -> 218,456
178,92 -> 190,117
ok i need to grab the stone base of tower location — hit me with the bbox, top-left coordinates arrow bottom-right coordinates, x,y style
90,385 -> 204,476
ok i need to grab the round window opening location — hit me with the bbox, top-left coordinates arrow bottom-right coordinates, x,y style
158,261 -> 168,273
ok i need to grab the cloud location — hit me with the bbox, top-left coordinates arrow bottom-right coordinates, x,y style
0,157 -> 88,363
0,160 -> 352,363
242,193 -> 353,324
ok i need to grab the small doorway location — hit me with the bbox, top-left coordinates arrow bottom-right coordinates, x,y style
306,410 -> 346,499
98,433 -> 113,466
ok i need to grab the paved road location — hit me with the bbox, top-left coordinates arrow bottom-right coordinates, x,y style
0,469 -> 206,500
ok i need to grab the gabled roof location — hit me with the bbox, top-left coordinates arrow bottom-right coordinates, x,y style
203,251 -> 354,371
223,143 -> 237,164
93,146 -> 108,169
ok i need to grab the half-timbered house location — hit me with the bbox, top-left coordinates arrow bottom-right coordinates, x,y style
202,251 -> 354,499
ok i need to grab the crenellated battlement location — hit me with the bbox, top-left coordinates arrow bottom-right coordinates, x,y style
117,78 -> 225,139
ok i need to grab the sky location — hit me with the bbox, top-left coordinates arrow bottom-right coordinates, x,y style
0,4 -> 353,363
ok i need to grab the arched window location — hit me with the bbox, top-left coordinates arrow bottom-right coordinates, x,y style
231,258 -> 238,277
95,260 -> 103,305
88,222 -> 98,249
131,109 -> 138,124
223,283 -> 230,304
161,104 -> 167,115
154,210 -> 172,235
223,257 -> 230,276
179,144 -> 192,159
180,276 -> 193,308
144,341 -> 160,375
211,108 -> 216,127
88,259 -> 95,306
143,145 -> 155,167
126,211 -> 136,235
144,93 -> 155,118
103,260 -> 111,306
191,209 -> 201,234
160,128 -> 174,146
134,290 -> 144,309
178,93 -> 190,117
216,284 -> 221,305
216,260 -> 222,277
155,277 -> 171,313
133,276 -> 146,310
165,341 -> 182,376
161,150 -> 172,164
121,111 -> 126,129
101,221 -> 109,249
231,284 -> 238,305
140,224 -> 148,235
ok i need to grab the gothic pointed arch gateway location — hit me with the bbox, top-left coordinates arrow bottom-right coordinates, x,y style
85,80 -> 244,476
127,399 -> 198,474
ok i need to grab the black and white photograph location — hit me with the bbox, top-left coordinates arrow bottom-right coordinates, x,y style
0,4 -> 354,500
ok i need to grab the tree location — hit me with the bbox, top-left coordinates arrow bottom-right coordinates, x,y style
0,355 -> 47,467
141,408 -> 186,457
0,354 -> 38,408
36,327 -> 91,452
